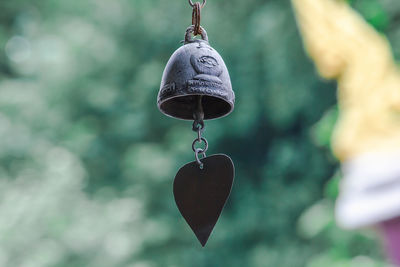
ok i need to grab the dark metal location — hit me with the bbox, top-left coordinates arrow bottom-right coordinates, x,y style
191,100 -> 207,168
173,154 -> 234,246
191,99 -> 207,168
192,96 -> 205,132
192,137 -> 208,154
192,2 -> 202,35
193,120 -> 205,132
188,0 -> 206,8
159,12 -> 236,247
158,26 -> 235,120
194,148 -> 206,169
196,127 -> 201,141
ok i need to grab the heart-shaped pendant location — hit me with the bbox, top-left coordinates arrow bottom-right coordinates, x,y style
173,154 -> 234,246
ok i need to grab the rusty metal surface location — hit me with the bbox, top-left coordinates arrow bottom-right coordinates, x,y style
173,154 -> 234,246
188,0 -> 206,8
192,2 -> 202,35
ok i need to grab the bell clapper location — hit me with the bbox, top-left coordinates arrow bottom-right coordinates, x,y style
192,96 -> 208,169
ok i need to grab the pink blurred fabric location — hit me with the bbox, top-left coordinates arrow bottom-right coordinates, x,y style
381,217 -> 400,266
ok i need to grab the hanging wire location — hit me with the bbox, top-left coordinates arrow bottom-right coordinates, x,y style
192,3 -> 202,35
192,116 -> 208,169
192,96 -> 207,168
189,0 -> 206,35
188,0 -> 206,8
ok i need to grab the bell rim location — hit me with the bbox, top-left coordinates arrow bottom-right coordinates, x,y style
157,93 -> 235,121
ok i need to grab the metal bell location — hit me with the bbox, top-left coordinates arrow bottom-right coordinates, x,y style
158,26 -> 235,120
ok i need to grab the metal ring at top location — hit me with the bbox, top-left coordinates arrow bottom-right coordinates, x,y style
185,26 -> 208,44
188,0 -> 206,8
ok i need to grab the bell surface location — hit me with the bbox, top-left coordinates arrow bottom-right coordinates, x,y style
158,26 -> 235,120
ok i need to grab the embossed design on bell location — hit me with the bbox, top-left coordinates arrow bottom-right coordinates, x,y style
158,26 -> 235,120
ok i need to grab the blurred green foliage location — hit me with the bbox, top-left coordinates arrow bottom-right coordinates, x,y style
0,0 -> 398,266
350,0 -> 389,31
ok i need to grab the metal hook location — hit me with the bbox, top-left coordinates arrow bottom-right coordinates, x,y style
188,0 -> 206,8
192,2 -> 201,35
195,148 -> 206,169
192,95 -> 205,132
185,25 -> 208,44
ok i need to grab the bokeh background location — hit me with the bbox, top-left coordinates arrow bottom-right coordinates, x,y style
0,0 -> 399,266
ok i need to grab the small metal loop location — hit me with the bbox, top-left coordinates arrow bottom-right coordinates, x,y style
185,26 -> 208,44
192,2 -> 201,36
192,137 -> 208,154
192,119 -> 205,132
188,0 -> 206,8
195,148 -> 206,169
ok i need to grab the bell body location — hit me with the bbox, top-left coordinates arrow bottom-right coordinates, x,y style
158,27 -> 235,120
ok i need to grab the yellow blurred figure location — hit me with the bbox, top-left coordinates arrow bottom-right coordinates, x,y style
292,0 -> 400,161
291,0 -> 400,257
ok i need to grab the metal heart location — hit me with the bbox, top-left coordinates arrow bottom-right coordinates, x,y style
173,154 -> 234,246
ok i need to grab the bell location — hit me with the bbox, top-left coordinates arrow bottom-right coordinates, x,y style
158,26 -> 235,120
